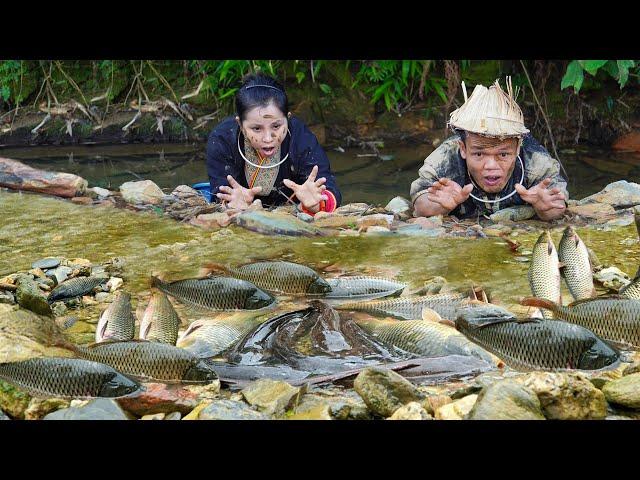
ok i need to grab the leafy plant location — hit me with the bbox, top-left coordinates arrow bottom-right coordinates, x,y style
561,60 -> 637,93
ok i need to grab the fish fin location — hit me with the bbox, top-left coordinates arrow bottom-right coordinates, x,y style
199,262 -> 230,278
567,295 -> 627,307
85,339 -> 150,349
438,319 -> 456,328
520,297 -> 557,311
51,338 -> 79,353
421,307 -> 443,323
516,317 -> 542,324
140,322 -> 152,340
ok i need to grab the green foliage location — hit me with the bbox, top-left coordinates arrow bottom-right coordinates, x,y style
0,60 -> 24,103
561,60 -> 638,93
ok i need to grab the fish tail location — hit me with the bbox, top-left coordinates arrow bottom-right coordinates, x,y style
199,262 -> 229,278
520,297 -> 557,311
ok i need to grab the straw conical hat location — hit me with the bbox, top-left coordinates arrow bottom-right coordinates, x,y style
448,77 -> 529,138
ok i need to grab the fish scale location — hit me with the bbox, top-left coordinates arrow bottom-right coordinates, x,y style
620,273 -> 640,300
48,276 -> 107,303
227,261 -> 330,295
558,226 -> 595,300
528,231 -> 561,319
324,276 -> 407,302
0,357 -> 140,398
140,290 -> 181,345
177,319 -> 255,357
96,291 -> 135,342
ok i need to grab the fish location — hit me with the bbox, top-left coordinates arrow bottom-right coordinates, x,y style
150,275 -> 275,311
488,205 -> 536,223
95,291 -> 135,343
619,269 -> 640,300
354,315 -> 498,364
201,261 -> 331,295
47,276 -> 108,303
68,340 -> 219,384
455,304 -> 620,371
335,291 -> 486,321
528,231 -> 561,318
0,357 -> 141,398
558,226 -> 596,300
176,313 -> 260,358
521,296 -> 640,349
323,276 -> 407,304
139,290 -> 181,345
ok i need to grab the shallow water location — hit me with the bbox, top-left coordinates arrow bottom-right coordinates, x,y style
3,142 -> 640,205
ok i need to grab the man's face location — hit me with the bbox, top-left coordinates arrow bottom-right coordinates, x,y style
459,133 -> 520,193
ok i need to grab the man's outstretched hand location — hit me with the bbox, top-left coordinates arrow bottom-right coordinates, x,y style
515,178 -> 566,220
426,178 -> 474,212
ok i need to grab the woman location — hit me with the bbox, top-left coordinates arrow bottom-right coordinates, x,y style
205,73 -> 341,214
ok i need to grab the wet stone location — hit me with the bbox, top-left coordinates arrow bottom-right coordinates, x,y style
353,367 -> 424,418
198,399 -> 270,420
0,291 -> 15,304
164,411 -> 182,420
44,399 -> 130,420
116,382 -> 200,416
32,257 -> 62,270
241,379 -> 303,417
623,362 -> 640,376
47,266 -> 73,285
16,276 -> 52,316
468,380 -> 545,420
388,402 -> 432,420
24,398 -> 71,420
0,380 -> 32,419
94,292 -> 110,303
435,394 -> 478,420
602,373 -> 640,409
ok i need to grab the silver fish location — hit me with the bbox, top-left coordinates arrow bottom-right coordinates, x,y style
48,276 -> 108,303
620,269 -> 640,300
95,291 -> 135,342
528,231 -> 561,318
323,276 -> 407,304
558,226 -> 595,300
139,290 -> 181,345
176,314 -> 259,358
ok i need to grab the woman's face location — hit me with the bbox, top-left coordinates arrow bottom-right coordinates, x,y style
239,102 -> 288,158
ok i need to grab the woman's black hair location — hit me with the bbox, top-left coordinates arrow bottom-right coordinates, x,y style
235,73 -> 289,121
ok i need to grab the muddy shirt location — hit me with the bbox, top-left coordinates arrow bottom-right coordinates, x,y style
410,133 -> 569,218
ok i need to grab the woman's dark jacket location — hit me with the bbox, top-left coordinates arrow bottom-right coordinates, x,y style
206,116 -> 341,207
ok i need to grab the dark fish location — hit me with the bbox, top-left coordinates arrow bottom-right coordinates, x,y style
0,357 -> 141,398
151,275 -> 275,311
48,276 -> 107,303
455,304 -> 620,371
95,291 -> 135,342
70,340 -> 219,384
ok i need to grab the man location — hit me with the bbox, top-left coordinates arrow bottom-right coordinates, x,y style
411,78 -> 567,221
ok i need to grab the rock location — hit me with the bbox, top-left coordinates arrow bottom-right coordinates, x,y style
182,401 -> 213,420
106,277 -> 123,293
588,369 -> 623,390
568,203 -> 617,219
94,292 -> 110,303
602,373 -> 640,409
356,214 -> 394,230
313,214 -> 359,229
353,367 -> 424,418
577,180 -> 640,209
51,302 -> 67,316
365,226 -> 391,234
190,212 -> 230,230
287,403 -> 333,420
385,196 -> 412,216
0,157 -> 87,197
116,383 -> 200,416
44,399 -> 130,420
0,409 -> 8,420
71,196 -> 93,205
15,276 -> 52,316
334,203 -> 370,216
0,291 -> 14,304
164,411 -> 182,420
184,382 -> 221,401
388,402 -> 432,420
90,187 -> 112,199
421,395 -> 453,415
593,266 -> 630,291
435,394 -> 478,420
408,215 -> 443,228
67,258 -> 92,267
605,215 -> 635,227
623,362 -> 640,376
47,266 -> 73,285
81,295 -> 97,305
198,399 -> 270,420
0,380 -> 31,419
141,413 -> 166,420
32,257 -> 62,270
489,205 -> 536,222
296,212 -> 314,222
308,124 -> 326,145
522,372 -> 607,420
467,380 -> 545,420
119,180 -> 166,205
241,379 -> 303,416
235,210 -> 324,237
24,397 -> 70,420
612,130 -> 640,152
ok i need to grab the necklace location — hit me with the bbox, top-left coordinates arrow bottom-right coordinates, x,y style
467,155 -> 525,204
237,129 -> 291,169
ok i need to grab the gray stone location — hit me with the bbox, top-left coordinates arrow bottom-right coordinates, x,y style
90,187 -> 112,199
0,291 -> 15,304
141,413 -> 166,420
385,196 -> 412,215
44,399 -> 129,420
120,180 -> 166,205
164,412 -> 182,420
198,399 -> 269,420
51,302 -> 68,317
489,205 -> 536,222
15,276 -> 52,316
47,266 -> 73,285
241,379 -> 302,416
32,257 -> 62,270
468,380 -> 545,420
94,292 -> 110,303
354,367 -> 424,418
296,212 -> 314,222
578,180 -> 640,208
235,210 -> 324,237
522,372 -> 607,420
602,373 -> 640,409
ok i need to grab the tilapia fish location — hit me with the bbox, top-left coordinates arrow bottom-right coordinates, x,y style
336,292 -> 482,321
71,340 -> 219,384
139,290 -> 181,345
455,304 -> 620,371
95,291 -> 135,342
176,314 -> 259,358
558,226 -> 595,300
521,296 -> 640,349
323,276 -> 407,304
202,261 -> 331,295
48,276 -> 108,303
528,231 -> 561,318
620,270 -> 640,300
151,275 -> 275,311
355,316 -> 497,364
0,357 -> 141,398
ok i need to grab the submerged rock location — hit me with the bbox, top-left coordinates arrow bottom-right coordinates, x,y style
241,379 -> 303,416
120,180 -> 165,205
623,362 -> 640,377
235,210 -> 324,237
602,373 -> 640,409
522,372 -> 607,420
190,213 -> 230,230
577,180 -> 640,209
353,367 -> 424,418
467,380 -> 544,420
44,398 -> 130,420
197,399 -> 269,420
388,401 -> 432,420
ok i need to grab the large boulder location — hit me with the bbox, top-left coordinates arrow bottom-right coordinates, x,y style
468,380 -> 545,420
567,203 -> 616,219
241,379 -> 303,417
119,180 -> 166,205
353,367 -> 424,418
197,399 -> 270,420
577,180 -> 640,209
235,210 -> 324,237
522,372 -> 607,420
44,399 -> 130,420
602,373 -> 640,409
0,157 -> 87,198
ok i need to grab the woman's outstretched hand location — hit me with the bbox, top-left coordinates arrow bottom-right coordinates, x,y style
283,165 -> 328,213
216,175 -> 262,210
